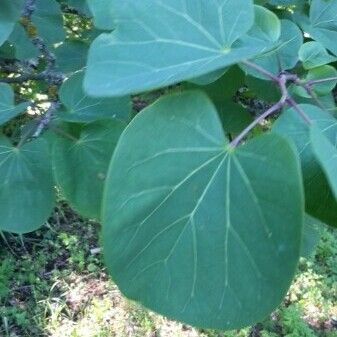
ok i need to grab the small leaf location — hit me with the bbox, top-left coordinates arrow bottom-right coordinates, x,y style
53,120 -> 125,219
0,0 -> 23,47
0,83 -> 29,126
8,24 -> 39,60
248,5 -> 280,43
32,0 -> 65,46
58,71 -> 131,123
242,20 -> 303,79
87,0 -> 115,30
307,0 -> 337,56
103,91 -> 303,329
0,136 -> 55,233
294,65 -> 337,98
54,41 -> 89,74
299,41 -> 337,70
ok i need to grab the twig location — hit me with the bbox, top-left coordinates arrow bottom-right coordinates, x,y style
32,101 -> 60,138
229,68 -> 315,147
230,100 -> 284,147
306,77 -> 337,86
241,60 -> 279,82
0,70 -> 64,84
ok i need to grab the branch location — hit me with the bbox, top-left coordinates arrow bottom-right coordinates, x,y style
21,0 -> 56,71
230,99 -> 285,147
229,67 -> 315,147
306,77 -> 337,86
0,70 -> 64,84
241,60 -> 279,82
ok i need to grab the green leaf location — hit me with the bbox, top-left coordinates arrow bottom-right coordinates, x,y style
310,126 -> 337,200
293,65 -> 337,98
0,0 -> 23,47
103,91 -> 303,329
184,66 -> 252,133
54,41 -> 89,74
307,0 -> 337,56
301,214 -> 323,258
299,41 -> 337,70
247,5 -> 280,43
188,68 -> 228,86
87,0 -> 115,30
242,20 -> 303,79
32,0 -> 65,46
8,24 -> 39,60
0,83 -> 29,126
273,104 -> 337,227
53,121 -> 125,219
58,72 -> 131,123
0,136 -> 55,233
84,0 -> 271,97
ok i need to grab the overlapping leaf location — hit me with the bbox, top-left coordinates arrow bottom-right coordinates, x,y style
299,41 -> 337,70
87,0 -> 115,30
103,91 -> 303,329
32,0 -> 65,46
53,120 -> 125,219
0,137 -> 55,233
0,83 -> 29,126
243,19 -> 303,79
310,126 -> 337,200
273,104 -> 337,227
184,66 -> 252,133
59,72 -> 131,122
84,0 -> 273,96
307,0 -> 337,56
54,41 -> 89,74
0,0 -> 23,47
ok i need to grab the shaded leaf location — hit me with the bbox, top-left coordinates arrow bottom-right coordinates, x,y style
53,120 -> 125,219
0,136 -> 55,233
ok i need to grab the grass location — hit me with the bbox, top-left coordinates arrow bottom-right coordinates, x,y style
0,203 -> 337,337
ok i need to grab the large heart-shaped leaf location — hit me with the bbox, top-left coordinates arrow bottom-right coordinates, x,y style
102,91 -> 303,329
0,83 -> 29,126
273,104 -> 337,227
53,121 -> 125,219
0,0 -> 23,47
0,136 -> 55,233
84,0 -> 272,97
58,72 -> 131,123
